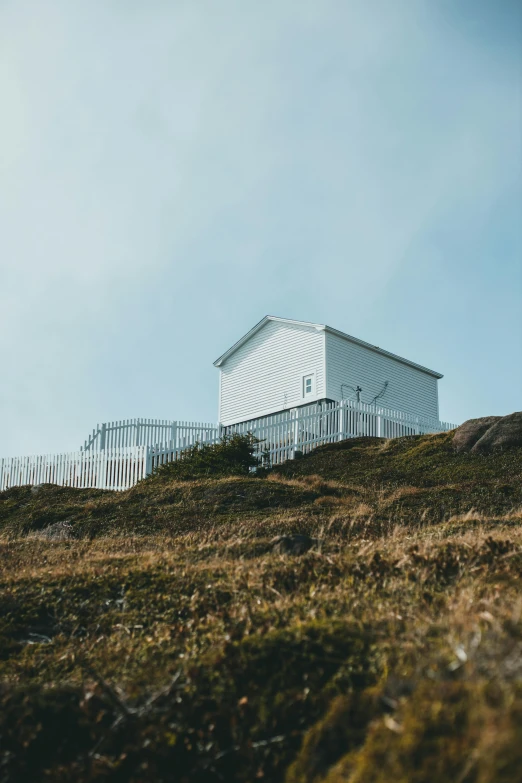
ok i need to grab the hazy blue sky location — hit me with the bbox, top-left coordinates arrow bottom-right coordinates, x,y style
1,0 -> 521,456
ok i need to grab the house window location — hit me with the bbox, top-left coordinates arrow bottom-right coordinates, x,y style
303,374 -> 315,397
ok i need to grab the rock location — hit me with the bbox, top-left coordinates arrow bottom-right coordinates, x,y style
30,483 -> 54,495
452,416 -> 502,452
452,413 -> 522,454
270,534 -> 317,555
472,412 -> 522,454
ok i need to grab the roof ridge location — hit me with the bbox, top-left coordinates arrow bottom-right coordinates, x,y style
213,316 -> 442,378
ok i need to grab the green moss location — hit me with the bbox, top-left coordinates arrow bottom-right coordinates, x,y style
286,690 -> 378,783
0,621 -> 376,783
0,477 -> 319,539
322,681 -> 522,783
278,433 -> 522,505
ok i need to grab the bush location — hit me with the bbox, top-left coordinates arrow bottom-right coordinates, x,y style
149,433 -> 265,481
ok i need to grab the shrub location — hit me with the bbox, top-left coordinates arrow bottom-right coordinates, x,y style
149,433 -> 265,481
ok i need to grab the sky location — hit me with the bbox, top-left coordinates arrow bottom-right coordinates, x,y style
1,0 -> 521,456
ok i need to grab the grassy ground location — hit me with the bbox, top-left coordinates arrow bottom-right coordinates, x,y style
0,431 -> 521,782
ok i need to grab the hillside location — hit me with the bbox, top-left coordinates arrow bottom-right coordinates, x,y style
1,429 -> 521,782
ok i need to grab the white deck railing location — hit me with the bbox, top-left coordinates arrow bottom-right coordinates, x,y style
0,402 -> 457,492
224,399 -> 455,464
82,418 -> 217,451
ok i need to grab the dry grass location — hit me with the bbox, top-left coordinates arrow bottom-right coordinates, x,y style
0,433 -> 521,781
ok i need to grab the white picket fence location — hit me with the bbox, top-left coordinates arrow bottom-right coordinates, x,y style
83,418 -> 217,451
225,399 -> 455,464
0,446 -> 150,492
0,401 -> 457,492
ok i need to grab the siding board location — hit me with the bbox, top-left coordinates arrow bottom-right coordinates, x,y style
325,332 -> 438,419
219,321 -> 325,425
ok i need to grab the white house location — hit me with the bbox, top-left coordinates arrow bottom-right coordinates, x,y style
0,315 -> 453,493
214,316 -> 442,427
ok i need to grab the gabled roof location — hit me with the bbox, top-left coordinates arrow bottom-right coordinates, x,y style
213,316 -> 443,379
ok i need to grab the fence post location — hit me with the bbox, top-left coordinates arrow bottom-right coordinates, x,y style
99,423 -> 107,451
338,399 -> 345,442
96,449 -> 104,490
290,408 -> 299,459
144,445 -> 153,478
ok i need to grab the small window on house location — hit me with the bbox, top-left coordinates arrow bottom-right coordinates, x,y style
303,374 -> 314,397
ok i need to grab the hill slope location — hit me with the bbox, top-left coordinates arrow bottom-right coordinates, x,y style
0,431 -> 521,782
1,431 -> 520,541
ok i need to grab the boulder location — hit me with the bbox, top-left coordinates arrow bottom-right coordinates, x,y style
472,412 -> 522,454
270,534 -> 317,555
452,416 -> 502,452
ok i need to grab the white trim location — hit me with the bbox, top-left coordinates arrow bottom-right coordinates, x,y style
302,372 -> 316,400
213,316 -> 325,366
218,370 -> 222,423
323,329 -> 328,402
323,326 -> 443,379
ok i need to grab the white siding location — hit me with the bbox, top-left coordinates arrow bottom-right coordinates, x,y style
325,332 -> 439,420
219,321 -> 325,425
